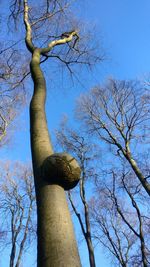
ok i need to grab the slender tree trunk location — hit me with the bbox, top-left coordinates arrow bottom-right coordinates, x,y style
30,49 -> 81,267
15,202 -> 33,267
10,243 -> 16,267
86,233 -> 96,267
80,178 -> 96,267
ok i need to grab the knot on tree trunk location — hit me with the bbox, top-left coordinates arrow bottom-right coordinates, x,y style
42,153 -> 81,190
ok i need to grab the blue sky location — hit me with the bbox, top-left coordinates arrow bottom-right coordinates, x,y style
1,0 -> 150,266
84,0 -> 150,80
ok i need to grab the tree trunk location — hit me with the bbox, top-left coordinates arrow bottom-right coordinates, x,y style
37,184 -> 81,267
30,49 -> 81,267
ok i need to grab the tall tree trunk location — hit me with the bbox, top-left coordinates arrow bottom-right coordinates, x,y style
30,49 -> 81,267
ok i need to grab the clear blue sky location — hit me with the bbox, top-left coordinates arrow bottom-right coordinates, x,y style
1,1 -> 150,266
84,0 -> 150,80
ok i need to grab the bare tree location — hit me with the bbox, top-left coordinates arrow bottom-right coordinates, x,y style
90,169 -> 150,267
0,3 -> 31,145
55,96 -> 150,266
0,46 -> 28,144
2,0 -> 99,145
76,79 -> 150,196
6,0 -> 101,266
0,161 -> 36,267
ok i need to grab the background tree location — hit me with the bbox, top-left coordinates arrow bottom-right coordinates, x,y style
56,121 -> 150,267
0,0 -> 32,144
54,77 -> 150,266
0,161 -> 36,267
76,79 -> 150,195
90,168 -> 150,267
0,45 -> 27,145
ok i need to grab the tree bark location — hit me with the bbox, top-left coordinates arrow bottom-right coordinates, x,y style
37,184 -> 81,267
30,49 -> 81,267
